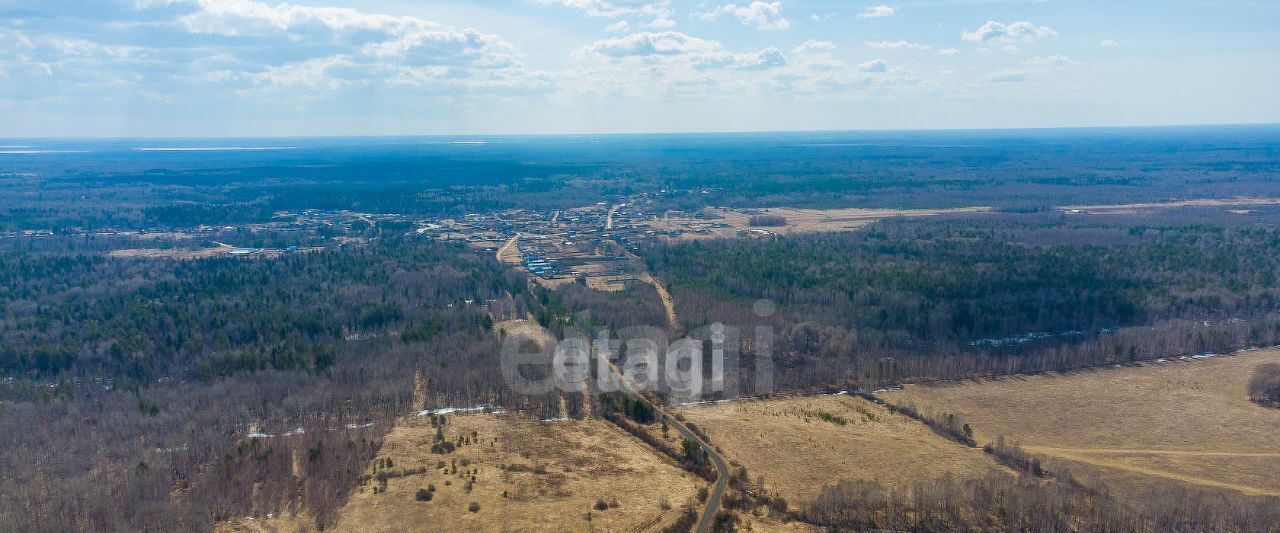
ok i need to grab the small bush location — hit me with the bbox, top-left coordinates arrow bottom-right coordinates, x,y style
415,488 -> 433,502
594,499 -> 609,511
1249,363 -> 1280,407
468,502 -> 481,513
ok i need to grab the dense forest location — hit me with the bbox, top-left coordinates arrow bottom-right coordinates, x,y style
644,212 -> 1280,388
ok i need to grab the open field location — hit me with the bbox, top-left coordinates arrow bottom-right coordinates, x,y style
106,245 -> 327,260
107,246 -> 231,259
884,349 -> 1280,496
653,206 -> 993,237
676,394 -> 1004,511
333,414 -> 703,532
1060,196 -> 1280,215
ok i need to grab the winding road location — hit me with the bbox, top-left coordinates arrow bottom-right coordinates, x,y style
603,360 -> 727,533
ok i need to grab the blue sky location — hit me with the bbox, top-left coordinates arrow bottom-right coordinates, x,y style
1,0 -> 1277,136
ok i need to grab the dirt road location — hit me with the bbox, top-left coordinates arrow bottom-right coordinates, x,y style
604,359 -> 728,533
1027,447 -> 1280,496
640,273 -> 678,333
496,233 -> 521,264
605,204 -> 621,230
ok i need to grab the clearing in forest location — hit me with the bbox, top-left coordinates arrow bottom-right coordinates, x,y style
333,413 -> 703,532
884,349 -> 1280,497
676,394 -> 1004,511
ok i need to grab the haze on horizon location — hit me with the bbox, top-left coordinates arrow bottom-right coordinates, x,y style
1,0 -> 1277,137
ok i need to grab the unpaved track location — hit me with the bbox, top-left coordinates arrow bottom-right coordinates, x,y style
1061,197 -> 1280,212
1025,446 -> 1280,458
640,273 -> 678,333
496,233 -> 520,264
605,359 -> 727,533
605,204 -> 621,230
1034,449 -> 1280,496
620,248 -> 679,333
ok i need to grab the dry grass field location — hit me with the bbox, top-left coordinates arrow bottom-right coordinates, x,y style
107,247 -> 232,259
885,349 -> 1280,496
677,394 -> 1004,511
703,206 -> 991,235
333,413 -> 703,532
1060,197 -> 1280,215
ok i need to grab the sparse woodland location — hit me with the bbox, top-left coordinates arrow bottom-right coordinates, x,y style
0,232 -> 571,531
806,468 -> 1280,533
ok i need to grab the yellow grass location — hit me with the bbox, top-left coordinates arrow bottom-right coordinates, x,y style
886,349 -> 1280,496
677,394 -> 1004,510
333,414 -> 703,532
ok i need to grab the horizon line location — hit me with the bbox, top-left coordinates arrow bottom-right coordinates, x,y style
2,122 -> 1278,141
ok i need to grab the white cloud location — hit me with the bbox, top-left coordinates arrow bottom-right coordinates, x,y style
245,54 -> 363,90
792,40 -> 842,70
865,40 -> 930,51
978,68 -> 1031,84
937,48 -> 959,56
165,0 -> 549,95
581,31 -> 715,57
1099,39 -> 1121,47
961,20 -> 1056,44
974,56 -> 1072,87
699,2 -> 789,31
580,31 -> 785,70
543,0 -> 673,19
605,20 -> 630,32
1024,54 -> 1075,67
858,5 -> 895,18
795,40 -> 836,54
857,59 -> 888,73
180,0 -> 425,36
647,18 -> 677,29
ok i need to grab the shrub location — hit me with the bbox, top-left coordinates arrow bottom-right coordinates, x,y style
594,499 -> 609,511
468,502 -> 481,513
415,489 -> 433,502
1249,363 -> 1280,407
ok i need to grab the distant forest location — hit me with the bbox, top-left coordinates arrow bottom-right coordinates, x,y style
3,126 -> 1279,230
